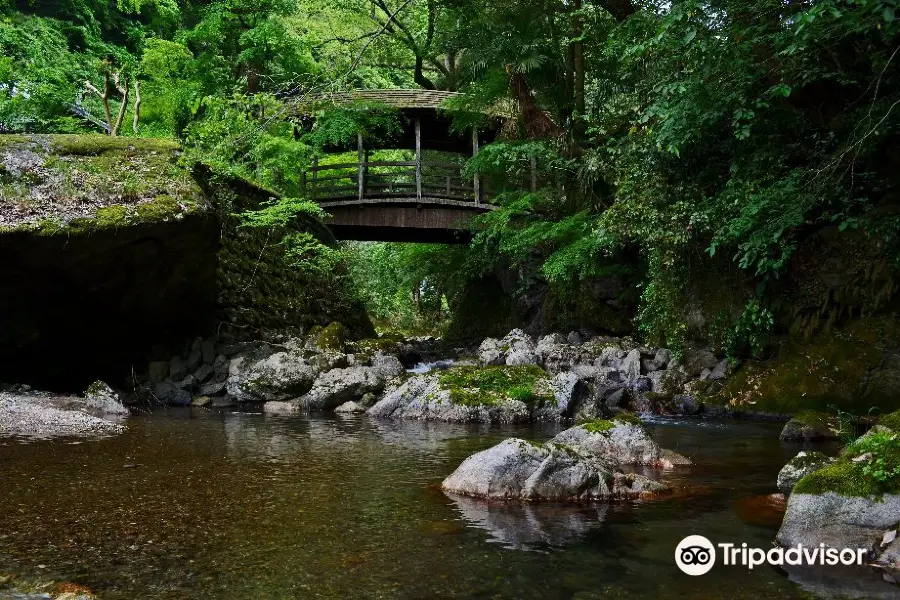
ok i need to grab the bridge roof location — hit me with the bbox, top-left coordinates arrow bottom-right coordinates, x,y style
311,89 -> 463,111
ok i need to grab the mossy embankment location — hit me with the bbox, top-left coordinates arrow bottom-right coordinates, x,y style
705,317 -> 900,416
0,134 -> 370,390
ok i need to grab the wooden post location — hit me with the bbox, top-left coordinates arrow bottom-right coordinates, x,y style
530,155 -> 537,192
472,129 -> 480,204
358,131 -> 365,201
415,117 -> 422,200
311,156 -> 318,200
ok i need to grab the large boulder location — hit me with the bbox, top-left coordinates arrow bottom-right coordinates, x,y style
297,358 -> 401,411
477,338 -> 505,366
367,365 -> 560,423
477,329 -> 538,367
441,438 -> 666,501
777,451 -> 836,495
775,424 -> 900,569
777,492 -> 900,557
367,372 -> 531,423
621,349 -> 642,381
225,351 -> 317,402
550,417 -> 692,469
680,348 -> 718,377
534,334 -> 581,373
532,372 -> 581,422
500,329 -> 538,366
152,381 -> 191,406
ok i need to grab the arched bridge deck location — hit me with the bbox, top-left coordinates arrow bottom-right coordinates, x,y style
306,160 -> 497,243
304,152 -> 544,242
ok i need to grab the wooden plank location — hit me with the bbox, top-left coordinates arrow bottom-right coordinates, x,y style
358,132 -> 364,201
312,156 -> 318,200
472,129 -> 480,204
415,117 -> 422,200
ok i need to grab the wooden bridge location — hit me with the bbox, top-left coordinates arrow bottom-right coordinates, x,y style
297,90 -> 529,243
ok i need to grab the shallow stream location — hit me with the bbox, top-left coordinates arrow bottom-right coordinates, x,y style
0,411 -> 895,599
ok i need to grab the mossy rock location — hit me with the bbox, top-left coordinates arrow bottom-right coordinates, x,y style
313,322 -> 348,352
437,365 -> 554,408
877,410 -> 900,432
349,336 -> 401,357
779,410 -> 842,442
794,428 -> 900,497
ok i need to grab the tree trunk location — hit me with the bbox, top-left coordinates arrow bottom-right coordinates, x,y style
572,0 -> 586,141
509,70 -> 562,139
132,80 -> 141,135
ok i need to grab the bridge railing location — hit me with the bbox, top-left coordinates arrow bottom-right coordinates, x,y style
303,160 -> 495,204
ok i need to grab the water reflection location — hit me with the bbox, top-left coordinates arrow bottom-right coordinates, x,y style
447,493 -> 609,551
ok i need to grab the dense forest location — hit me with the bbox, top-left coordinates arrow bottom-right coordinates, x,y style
2,0 -> 898,351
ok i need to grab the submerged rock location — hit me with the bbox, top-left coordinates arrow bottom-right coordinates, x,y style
262,400 -> 299,414
441,438 -> 666,501
777,451 -> 836,495
335,401 -> 367,414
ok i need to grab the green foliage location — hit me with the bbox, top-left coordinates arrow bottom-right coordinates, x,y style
183,93 -> 312,195
796,430 -> 900,497
2,0 -> 900,358
717,299 -> 774,360
305,104 -> 404,150
342,241 -> 474,335
852,432 -> 900,486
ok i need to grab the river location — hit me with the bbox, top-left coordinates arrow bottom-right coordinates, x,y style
0,410 -> 892,598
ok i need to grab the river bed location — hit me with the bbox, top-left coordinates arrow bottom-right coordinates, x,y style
0,410 -> 893,599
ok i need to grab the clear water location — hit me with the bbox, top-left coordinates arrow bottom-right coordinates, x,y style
0,410 -> 896,599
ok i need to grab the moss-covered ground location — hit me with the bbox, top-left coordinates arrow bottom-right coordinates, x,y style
437,365 -> 553,407
1,134 -> 202,232
578,412 -> 643,434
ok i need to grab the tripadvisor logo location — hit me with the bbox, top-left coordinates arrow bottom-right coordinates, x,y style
675,535 -> 870,575
676,535 -> 716,575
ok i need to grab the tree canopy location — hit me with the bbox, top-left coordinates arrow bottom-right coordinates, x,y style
2,0 -> 898,344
